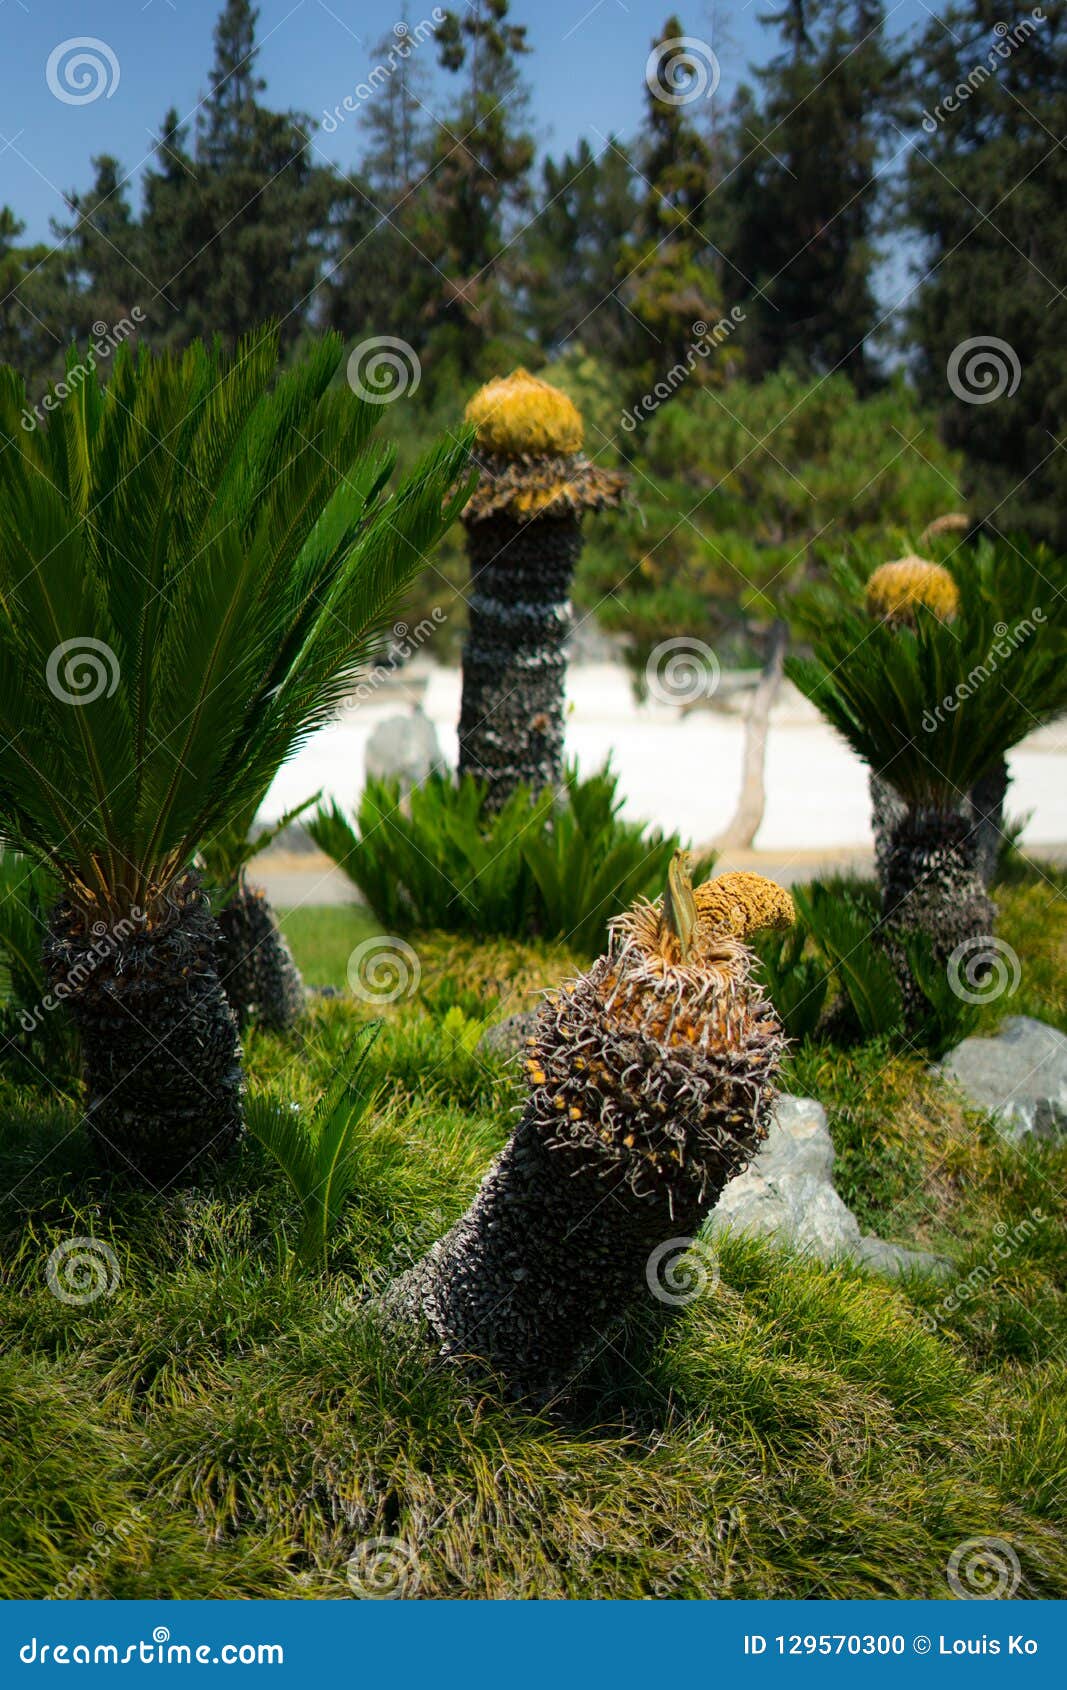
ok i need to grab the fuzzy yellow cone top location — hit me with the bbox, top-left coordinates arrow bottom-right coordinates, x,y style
461,368 -> 627,524
465,368 -> 584,458
526,855 -> 795,1204
865,556 -> 960,625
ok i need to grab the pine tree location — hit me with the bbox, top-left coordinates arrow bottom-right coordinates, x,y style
139,0 -> 342,350
0,210 -> 76,387
522,139 -> 641,361
413,1 -> 535,371
901,0 -> 1067,544
726,0 -> 892,386
322,16 -> 437,351
620,17 -> 734,401
54,158 -> 145,341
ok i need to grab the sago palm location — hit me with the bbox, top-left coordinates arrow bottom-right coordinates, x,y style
0,329 -> 470,1181
787,549 -> 1066,1022
388,857 -> 793,1404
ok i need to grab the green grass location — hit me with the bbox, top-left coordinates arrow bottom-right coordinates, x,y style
0,862 -> 1064,1598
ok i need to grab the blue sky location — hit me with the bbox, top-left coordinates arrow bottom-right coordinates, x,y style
1,0 -> 930,246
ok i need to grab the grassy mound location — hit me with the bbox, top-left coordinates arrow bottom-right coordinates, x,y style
0,864 -> 1064,1599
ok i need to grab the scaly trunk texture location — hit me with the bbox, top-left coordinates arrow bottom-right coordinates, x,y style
388,877 -> 787,1404
880,808 -> 995,1029
871,760 -> 1008,891
458,512 -> 582,809
216,877 -> 305,1032
44,873 -> 243,1184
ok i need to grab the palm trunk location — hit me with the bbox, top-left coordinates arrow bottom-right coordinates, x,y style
44,872 -> 243,1184
216,876 -> 305,1032
458,512 -> 582,808
715,620 -> 788,851
387,875 -> 786,1404
388,1107 -> 747,1406
879,809 -> 995,1029
871,760 -> 1008,893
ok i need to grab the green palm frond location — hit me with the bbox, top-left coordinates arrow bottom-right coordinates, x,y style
786,547 -> 1066,809
245,1023 -> 382,1267
0,332 -> 473,913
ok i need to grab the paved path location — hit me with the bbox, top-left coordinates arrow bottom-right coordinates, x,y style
260,661 -> 1067,857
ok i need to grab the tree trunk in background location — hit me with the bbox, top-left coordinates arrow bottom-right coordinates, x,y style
715,620 -> 788,852
216,875 -> 306,1033
44,873 -> 243,1184
458,513 -> 582,809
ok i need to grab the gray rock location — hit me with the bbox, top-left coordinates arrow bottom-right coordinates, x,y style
364,708 -> 446,792
480,1010 -> 540,1061
939,1015 -> 1067,1143
707,1094 -> 950,1279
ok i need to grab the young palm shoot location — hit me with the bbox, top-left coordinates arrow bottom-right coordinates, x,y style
245,1024 -> 381,1268
387,856 -> 793,1404
0,330 -> 471,1182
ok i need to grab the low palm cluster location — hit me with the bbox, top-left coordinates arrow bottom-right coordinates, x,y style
310,761 -> 710,957
787,545 -> 1067,1024
0,329 -> 471,1180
